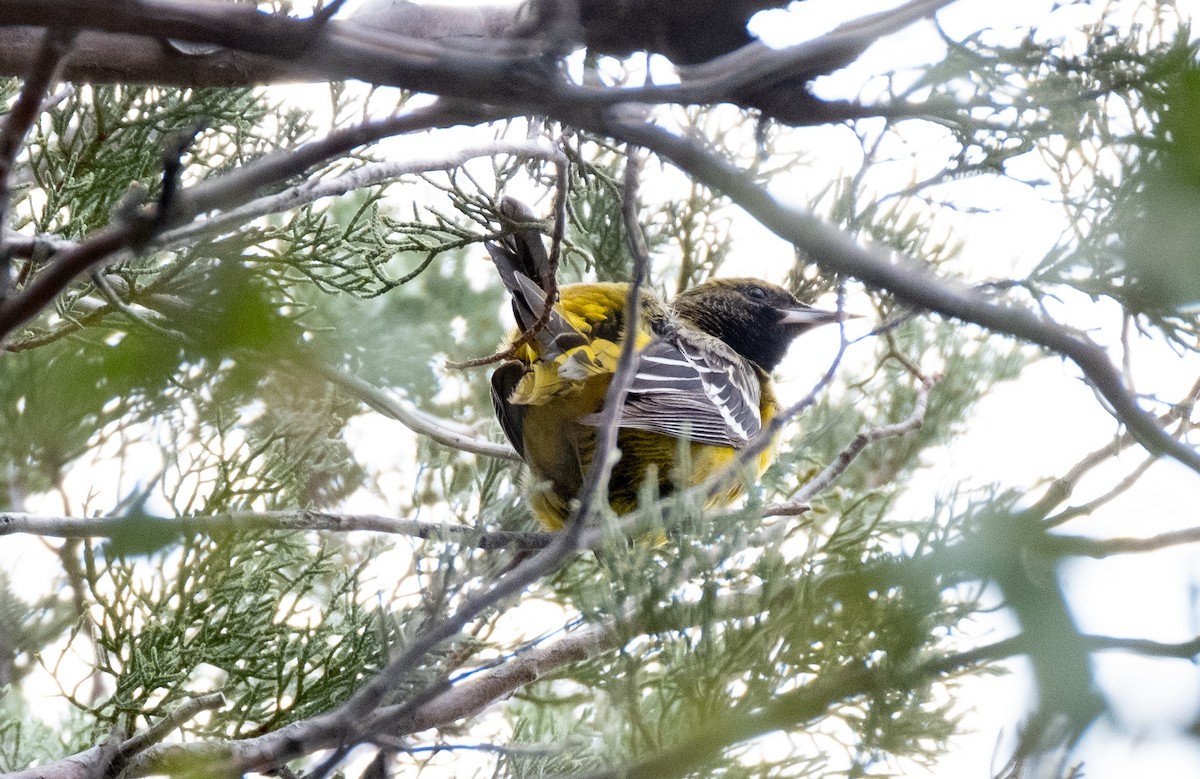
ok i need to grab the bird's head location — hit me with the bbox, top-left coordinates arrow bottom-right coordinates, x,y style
671,278 -> 850,371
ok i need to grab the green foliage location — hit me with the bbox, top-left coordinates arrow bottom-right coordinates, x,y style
0,571 -> 76,689
969,15 -> 1200,344
84,531 -> 384,738
0,696 -> 93,772
1112,62 -> 1200,316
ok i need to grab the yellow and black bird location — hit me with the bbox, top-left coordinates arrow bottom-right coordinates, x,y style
488,203 -> 847,530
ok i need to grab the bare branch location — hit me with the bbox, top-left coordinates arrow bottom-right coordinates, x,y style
308,359 -> 519,461
0,28 -> 75,298
0,510 -> 551,549
1041,525 -> 1200,559
601,119 -> 1200,475
555,142 -> 654,537
118,692 -> 228,758
383,613 -> 618,734
1082,633 -> 1200,658
1042,455 -> 1156,526
1035,375 -> 1200,525
0,1 -> 950,125
762,374 -> 935,518
0,102 -> 492,343
3,746 -> 114,779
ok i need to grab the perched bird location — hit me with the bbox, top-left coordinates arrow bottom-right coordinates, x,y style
488,203 -> 847,530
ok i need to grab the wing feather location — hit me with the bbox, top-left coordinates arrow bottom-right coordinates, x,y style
581,334 -> 762,448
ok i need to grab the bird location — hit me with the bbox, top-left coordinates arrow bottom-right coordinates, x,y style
487,201 -> 848,530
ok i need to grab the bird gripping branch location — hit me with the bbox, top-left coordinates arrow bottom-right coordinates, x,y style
488,197 -> 848,529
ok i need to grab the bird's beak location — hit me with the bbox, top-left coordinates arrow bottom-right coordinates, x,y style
777,306 -> 860,326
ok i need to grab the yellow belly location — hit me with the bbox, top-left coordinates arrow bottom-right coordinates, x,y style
524,407 -> 778,531
508,282 -> 779,529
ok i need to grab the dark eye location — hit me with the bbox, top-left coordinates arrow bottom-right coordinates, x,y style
745,285 -> 768,301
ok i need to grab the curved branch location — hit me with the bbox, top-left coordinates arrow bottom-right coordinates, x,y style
308,360 -> 519,461
0,103 -> 491,343
601,120 -> 1200,475
0,510 -> 550,549
0,0 -> 950,126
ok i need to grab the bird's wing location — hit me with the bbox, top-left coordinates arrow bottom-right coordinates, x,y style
581,335 -> 762,448
491,361 -> 529,459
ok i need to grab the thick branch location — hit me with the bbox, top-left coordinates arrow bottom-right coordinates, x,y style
4,746 -> 115,779
0,103 -> 488,343
601,120 -> 1200,475
0,0 -> 950,125
0,28 -> 75,297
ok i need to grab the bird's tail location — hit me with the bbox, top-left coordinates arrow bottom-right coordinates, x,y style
487,198 -> 583,358
487,197 -> 552,329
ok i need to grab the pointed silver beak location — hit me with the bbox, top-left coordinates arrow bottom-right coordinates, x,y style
777,306 -> 861,326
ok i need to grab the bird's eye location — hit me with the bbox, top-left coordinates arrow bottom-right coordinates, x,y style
745,286 -> 768,301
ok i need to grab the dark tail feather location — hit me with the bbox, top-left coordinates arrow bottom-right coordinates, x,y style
487,197 -> 552,329
487,198 -> 582,358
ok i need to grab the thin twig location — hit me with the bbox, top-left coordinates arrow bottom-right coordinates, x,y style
763,374 -> 935,518
1042,455 -> 1156,526
601,118 -> 1200,475
0,28 -> 76,298
448,156 -> 569,371
119,692 -> 228,757
1032,374 -> 1200,525
0,510 -> 552,549
89,270 -> 188,342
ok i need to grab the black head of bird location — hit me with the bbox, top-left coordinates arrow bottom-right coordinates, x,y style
671,277 -> 849,372
486,199 -> 857,529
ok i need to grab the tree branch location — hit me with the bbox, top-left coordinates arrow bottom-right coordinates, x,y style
0,28 -> 75,298
307,360 -> 519,461
600,119 -> 1200,475
0,509 -> 551,549
113,524 -> 1200,777
0,102 -> 493,343
762,373 -> 935,518
1041,525 -> 1200,559
0,0 -> 952,126
7,692 -> 227,779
